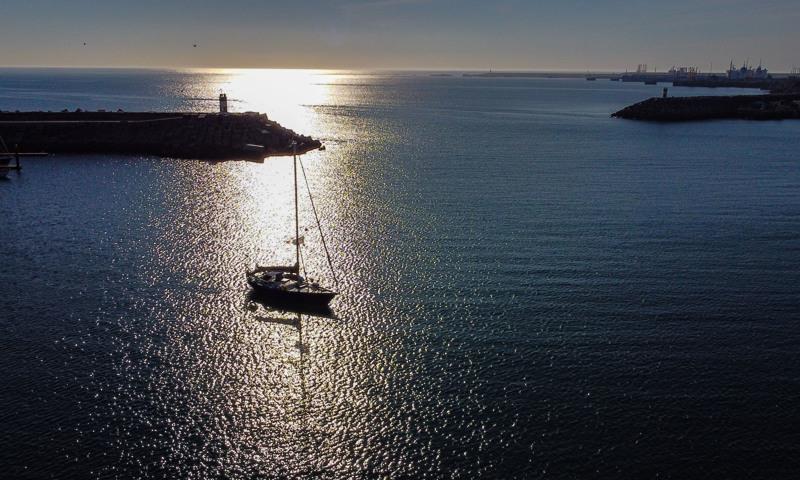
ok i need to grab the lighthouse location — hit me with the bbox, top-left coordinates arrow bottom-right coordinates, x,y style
219,93 -> 228,114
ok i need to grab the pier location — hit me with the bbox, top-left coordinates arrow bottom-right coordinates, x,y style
0,111 -> 321,160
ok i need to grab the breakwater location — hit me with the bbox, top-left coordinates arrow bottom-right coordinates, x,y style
0,111 -> 320,159
612,94 -> 800,121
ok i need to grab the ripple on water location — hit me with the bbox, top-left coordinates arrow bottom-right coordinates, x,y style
2,72 -> 800,479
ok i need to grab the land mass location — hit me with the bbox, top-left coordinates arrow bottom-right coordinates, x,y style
0,111 -> 320,159
612,94 -> 800,121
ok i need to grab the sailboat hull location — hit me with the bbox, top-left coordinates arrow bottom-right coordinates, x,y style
246,270 -> 337,308
247,281 -> 337,305
248,285 -> 337,308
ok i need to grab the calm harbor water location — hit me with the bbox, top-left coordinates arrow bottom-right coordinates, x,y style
1,69 -> 800,479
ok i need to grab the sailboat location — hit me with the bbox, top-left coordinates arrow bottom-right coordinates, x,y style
246,142 -> 338,308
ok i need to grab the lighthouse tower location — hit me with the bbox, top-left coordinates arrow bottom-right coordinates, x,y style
219,93 -> 228,114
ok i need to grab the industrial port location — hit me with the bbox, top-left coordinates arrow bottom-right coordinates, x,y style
466,60 -> 800,91
611,61 -> 800,122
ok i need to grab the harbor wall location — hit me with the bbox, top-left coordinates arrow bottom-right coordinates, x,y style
0,112 -> 320,159
612,94 -> 800,121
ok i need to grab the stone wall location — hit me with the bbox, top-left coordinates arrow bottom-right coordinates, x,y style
612,95 -> 800,122
0,112 -> 320,159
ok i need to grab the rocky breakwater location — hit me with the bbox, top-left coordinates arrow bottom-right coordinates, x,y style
0,111 -> 321,159
612,94 -> 800,121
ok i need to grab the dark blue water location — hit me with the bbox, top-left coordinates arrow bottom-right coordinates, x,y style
2,69 -> 800,479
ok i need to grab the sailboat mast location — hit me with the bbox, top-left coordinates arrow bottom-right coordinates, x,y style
293,142 -> 300,271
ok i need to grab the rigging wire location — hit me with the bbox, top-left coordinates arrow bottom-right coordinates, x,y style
298,156 -> 339,288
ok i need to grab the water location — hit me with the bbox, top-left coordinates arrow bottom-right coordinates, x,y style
1,69 -> 799,479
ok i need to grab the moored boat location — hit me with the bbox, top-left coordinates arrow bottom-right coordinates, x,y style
246,142 -> 338,308
247,265 -> 337,307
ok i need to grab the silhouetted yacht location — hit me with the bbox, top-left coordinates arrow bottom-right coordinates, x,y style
246,142 -> 338,308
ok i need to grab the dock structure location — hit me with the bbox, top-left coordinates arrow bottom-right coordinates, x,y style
0,111 -> 320,160
0,151 -> 47,176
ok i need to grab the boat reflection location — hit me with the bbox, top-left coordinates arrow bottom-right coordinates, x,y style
254,312 -> 309,354
246,290 -> 338,320
254,309 -> 314,456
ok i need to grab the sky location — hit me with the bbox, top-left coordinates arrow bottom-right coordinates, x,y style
1,0 -> 798,71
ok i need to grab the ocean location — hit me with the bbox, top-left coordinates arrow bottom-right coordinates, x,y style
1,68 -> 799,479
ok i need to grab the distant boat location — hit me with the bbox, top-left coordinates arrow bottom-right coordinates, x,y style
586,76 -> 597,81
246,142 -> 338,308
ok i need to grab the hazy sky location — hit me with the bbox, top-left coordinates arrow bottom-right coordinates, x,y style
1,0 -> 798,71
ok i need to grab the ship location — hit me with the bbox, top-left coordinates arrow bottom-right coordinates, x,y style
727,60 -> 769,80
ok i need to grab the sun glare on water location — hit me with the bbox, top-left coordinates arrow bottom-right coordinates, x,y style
200,68 -> 334,135
189,69 -> 351,286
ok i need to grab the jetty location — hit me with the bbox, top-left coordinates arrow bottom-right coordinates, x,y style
0,110 -> 320,160
612,94 -> 800,122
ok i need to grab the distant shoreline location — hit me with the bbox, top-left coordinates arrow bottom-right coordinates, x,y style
462,71 -> 620,79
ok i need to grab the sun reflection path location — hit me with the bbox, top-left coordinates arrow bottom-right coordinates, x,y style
157,69 -> 440,476
203,69 -> 332,135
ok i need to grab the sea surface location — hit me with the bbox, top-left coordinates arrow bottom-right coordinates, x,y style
1,69 -> 799,479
